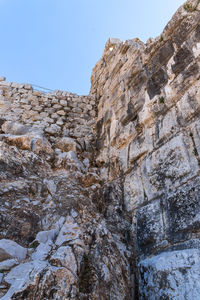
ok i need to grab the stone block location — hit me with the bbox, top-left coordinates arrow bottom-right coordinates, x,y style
11,83 -> 24,89
147,68 -> 168,99
51,113 -> 59,119
51,98 -> 59,104
73,108 -> 82,113
136,200 -> 164,252
124,168 -> 144,211
138,249 -> 200,300
33,106 -> 43,112
53,104 -> 62,109
154,107 -> 178,144
44,117 -> 54,124
0,81 -> 11,87
56,119 -> 64,126
24,84 -> 32,90
60,99 -> 68,106
171,45 -> 193,76
129,126 -> 153,163
165,180 -> 200,243
45,124 -> 61,136
177,82 -> 200,122
56,110 -> 66,116
89,109 -> 96,117
141,135 -> 191,200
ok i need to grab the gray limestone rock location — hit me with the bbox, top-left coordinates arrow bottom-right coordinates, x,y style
45,124 -> 61,135
0,259 -> 18,271
0,239 -> 27,262
2,261 -> 48,300
31,243 -> 52,261
34,229 -> 58,244
138,249 -> 200,300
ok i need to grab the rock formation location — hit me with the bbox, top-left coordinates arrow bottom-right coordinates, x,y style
0,0 -> 200,299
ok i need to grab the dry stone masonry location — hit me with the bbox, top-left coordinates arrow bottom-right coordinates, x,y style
0,80 -> 96,149
0,0 -> 200,299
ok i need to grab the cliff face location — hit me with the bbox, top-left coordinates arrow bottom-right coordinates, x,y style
0,0 -> 200,299
91,0 -> 200,297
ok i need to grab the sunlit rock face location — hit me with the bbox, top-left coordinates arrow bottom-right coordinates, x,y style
0,0 -> 200,299
91,0 -> 200,298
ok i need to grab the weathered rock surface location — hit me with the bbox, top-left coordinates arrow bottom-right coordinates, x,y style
138,249 -> 200,299
0,118 -> 132,298
90,0 -> 200,298
0,240 -> 27,262
0,0 -> 200,299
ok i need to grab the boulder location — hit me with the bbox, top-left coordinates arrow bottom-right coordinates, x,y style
55,137 -> 81,153
1,121 -> 53,154
45,124 -> 61,136
3,134 -> 53,154
2,121 -> 32,135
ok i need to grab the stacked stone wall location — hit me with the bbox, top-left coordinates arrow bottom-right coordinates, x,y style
0,79 -> 96,149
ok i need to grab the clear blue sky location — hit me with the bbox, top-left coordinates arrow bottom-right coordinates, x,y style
0,0 -> 183,95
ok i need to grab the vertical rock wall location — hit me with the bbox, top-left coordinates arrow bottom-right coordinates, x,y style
91,0 -> 200,298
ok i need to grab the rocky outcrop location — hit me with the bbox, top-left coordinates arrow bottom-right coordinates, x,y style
0,129 -> 133,299
0,0 -> 200,299
90,0 -> 200,298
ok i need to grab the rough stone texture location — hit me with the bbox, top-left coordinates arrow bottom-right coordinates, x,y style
0,239 -> 27,262
90,0 -> 200,298
0,0 -> 200,299
0,83 -> 96,150
138,249 -> 200,300
0,119 -> 132,299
